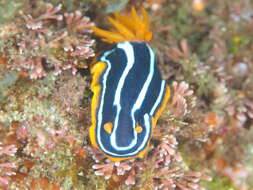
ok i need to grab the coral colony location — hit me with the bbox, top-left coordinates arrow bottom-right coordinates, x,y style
4,3 -> 95,79
0,0 -> 253,190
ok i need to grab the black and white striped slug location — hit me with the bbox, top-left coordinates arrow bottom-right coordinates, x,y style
89,8 -> 170,161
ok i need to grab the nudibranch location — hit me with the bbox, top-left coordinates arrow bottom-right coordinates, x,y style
89,7 -> 170,161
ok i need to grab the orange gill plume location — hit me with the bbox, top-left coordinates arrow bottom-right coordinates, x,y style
91,7 -> 152,43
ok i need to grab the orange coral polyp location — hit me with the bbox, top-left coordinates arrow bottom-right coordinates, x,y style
91,7 -> 152,43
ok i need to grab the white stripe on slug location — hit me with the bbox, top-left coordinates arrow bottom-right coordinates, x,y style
111,42 -> 136,150
150,80 -> 166,116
